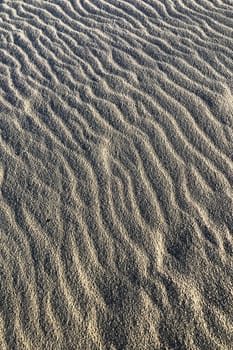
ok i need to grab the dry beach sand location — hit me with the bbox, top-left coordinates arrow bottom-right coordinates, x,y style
1,0 -> 233,349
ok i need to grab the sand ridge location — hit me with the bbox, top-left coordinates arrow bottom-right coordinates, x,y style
0,0 -> 233,349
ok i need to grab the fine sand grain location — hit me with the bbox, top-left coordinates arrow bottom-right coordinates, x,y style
1,1 -> 233,349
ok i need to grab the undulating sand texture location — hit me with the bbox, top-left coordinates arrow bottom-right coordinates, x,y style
1,0 -> 233,349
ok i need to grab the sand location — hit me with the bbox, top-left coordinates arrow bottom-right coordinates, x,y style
0,0 -> 233,349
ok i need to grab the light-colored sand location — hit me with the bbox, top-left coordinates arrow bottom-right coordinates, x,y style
0,0 -> 233,349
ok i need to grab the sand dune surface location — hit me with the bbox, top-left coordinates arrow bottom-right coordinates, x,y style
1,0 -> 233,349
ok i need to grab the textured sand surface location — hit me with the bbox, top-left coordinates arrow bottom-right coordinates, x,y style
1,1 -> 233,349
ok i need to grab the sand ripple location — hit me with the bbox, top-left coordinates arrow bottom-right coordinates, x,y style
1,1 -> 233,349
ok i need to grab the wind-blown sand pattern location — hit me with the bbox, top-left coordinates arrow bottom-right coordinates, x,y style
0,0 -> 233,349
